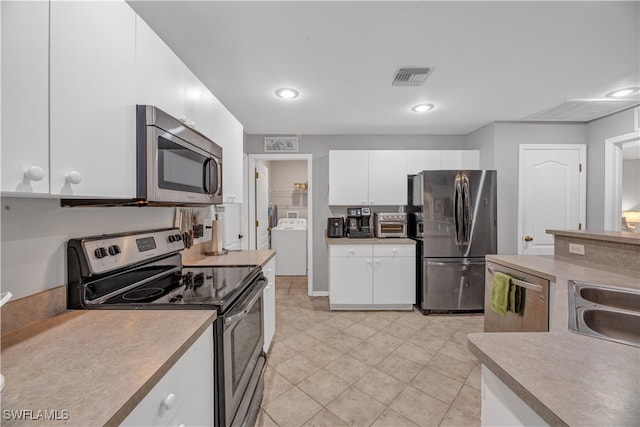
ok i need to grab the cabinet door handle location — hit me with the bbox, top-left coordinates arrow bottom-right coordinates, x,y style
25,166 -> 45,181
66,171 -> 82,185
162,393 -> 176,410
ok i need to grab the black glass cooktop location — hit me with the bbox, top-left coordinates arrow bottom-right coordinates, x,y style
86,265 -> 261,313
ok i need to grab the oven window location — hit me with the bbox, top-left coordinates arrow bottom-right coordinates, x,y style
157,136 -> 211,194
231,295 -> 263,392
380,223 -> 405,233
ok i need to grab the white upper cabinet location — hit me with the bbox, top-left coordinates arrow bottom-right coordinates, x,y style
135,16 -> 186,121
1,1 -> 50,194
407,150 -> 442,174
329,150 -> 407,205
329,151 -> 369,205
136,16 -> 215,140
49,0 -> 137,197
368,150 -> 408,206
213,97 -> 244,203
441,150 -> 480,169
184,73 -> 215,139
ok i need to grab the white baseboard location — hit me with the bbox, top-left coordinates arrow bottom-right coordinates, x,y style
310,291 -> 329,297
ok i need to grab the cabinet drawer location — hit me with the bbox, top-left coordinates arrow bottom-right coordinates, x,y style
330,245 -> 373,257
373,245 -> 415,258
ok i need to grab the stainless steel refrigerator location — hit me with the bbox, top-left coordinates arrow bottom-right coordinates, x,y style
408,170 -> 497,314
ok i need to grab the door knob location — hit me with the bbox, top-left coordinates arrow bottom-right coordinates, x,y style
524,235 -> 533,242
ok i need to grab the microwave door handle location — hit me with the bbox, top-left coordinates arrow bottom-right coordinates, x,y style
203,158 -> 212,194
214,157 -> 222,197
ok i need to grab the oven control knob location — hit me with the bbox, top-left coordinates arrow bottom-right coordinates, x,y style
108,245 -> 121,256
168,235 -> 176,243
175,234 -> 182,241
94,247 -> 108,259
162,393 -> 176,410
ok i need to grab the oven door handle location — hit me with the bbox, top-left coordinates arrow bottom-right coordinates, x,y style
224,277 -> 267,327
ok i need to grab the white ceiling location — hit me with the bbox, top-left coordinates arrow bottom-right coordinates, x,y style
128,1 -> 640,135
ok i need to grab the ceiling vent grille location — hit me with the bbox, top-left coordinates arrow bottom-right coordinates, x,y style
392,67 -> 434,86
524,99 -> 639,122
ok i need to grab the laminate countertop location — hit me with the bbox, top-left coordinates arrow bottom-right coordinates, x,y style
184,249 -> 275,267
468,255 -> 639,426
325,237 -> 416,245
0,309 -> 216,426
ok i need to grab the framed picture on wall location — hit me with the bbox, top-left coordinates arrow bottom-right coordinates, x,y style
264,136 -> 298,152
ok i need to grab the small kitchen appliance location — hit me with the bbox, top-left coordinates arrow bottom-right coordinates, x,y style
327,217 -> 344,238
345,207 -> 373,238
67,228 -> 265,427
374,213 -> 408,238
62,105 -> 223,207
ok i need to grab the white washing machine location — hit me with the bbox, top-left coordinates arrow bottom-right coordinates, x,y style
270,218 -> 307,276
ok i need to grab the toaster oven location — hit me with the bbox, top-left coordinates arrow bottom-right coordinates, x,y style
374,213 -> 408,238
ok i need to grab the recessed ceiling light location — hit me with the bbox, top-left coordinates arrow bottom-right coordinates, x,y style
605,87 -> 639,98
275,88 -> 299,99
411,104 -> 434,113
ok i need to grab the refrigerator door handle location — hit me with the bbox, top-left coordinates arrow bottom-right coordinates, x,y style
462,177 -> 472,245
454,177 -> 463,246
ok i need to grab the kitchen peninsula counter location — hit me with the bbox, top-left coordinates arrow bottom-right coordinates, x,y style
1,309 -> 216,426
468,254 -> 639,426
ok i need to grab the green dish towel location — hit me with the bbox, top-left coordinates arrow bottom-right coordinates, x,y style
491,272 -> 511,317
509,283 -> 525,314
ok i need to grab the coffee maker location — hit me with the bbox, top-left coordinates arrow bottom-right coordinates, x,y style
345,207 -> 373,238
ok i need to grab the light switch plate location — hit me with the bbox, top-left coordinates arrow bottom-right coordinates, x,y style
569,243 -> 585,255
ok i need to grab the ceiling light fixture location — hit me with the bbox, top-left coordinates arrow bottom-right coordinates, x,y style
275,88 -> 299,99
411,103 -> 434,113
605,87 -> 639,98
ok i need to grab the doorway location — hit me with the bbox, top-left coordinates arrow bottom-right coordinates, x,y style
604,130 -> 640,230
517,144 -> 586,255
248,154 -> 313,295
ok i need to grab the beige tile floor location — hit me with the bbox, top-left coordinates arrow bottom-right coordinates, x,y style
257,276 -> 483,427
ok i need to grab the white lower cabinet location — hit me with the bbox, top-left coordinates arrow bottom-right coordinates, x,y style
121,324 -> 214,427
262,257 -> 276,352
328,244 -> 415,310
481,365 -> 548,427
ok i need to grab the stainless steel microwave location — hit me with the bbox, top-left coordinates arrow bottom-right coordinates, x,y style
62,105 -> 222,207
137,105 -> 223,206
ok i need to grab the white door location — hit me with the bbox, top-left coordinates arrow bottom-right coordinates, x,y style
255,161 -> 270,249
518,145 -> 586,255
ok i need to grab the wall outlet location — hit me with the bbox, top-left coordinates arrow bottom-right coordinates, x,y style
569,243 -> 585,255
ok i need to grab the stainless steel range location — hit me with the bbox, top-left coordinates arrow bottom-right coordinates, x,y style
67,228 -> 266,427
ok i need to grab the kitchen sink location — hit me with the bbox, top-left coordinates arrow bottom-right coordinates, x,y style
568,281 -> 640,348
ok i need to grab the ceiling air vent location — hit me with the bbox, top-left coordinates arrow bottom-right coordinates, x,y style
524,99 -> 639,122
392,67 -> 434,87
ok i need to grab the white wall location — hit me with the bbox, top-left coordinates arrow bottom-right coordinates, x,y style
0,197 -> 175,299
268,160 -> 308,220
585,108 -> 637,229
622,159 -> 640,211
244,134 -> 468,292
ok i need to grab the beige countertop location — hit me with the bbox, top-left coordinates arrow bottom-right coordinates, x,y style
546,228 -> 640,245
1,309 -> 216,426
468,254 -> 640,426
325,237 -> 416,245
184,249 -> 275,267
